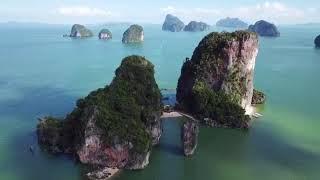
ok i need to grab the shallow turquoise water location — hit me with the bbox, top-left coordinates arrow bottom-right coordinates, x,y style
0,24 -> 319,180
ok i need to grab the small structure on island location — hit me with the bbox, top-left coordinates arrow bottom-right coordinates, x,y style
122,25 -> 144,43
98,29 -> 112,40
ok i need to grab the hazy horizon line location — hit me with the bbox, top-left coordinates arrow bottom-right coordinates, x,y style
1,20 -> 320,27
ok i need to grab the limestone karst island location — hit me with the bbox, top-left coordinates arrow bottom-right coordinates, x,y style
1,1 -> 320,180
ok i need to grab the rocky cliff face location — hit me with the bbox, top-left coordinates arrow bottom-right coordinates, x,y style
181,120 -> 199,156
315,35 -> 320,48
37,55 -> 162,170
70,24 -> 93,38
99,29 -> 112,40
184,21 -> 210,32
248,20 -> 280,37
162,14 -> 185,32
122,25 -> 144,43
216,17 -> 248,28
177,31 -> 259,129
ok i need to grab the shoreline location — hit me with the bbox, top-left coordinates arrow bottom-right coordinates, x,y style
87,167 -> 120,180
246,105 -> 263,118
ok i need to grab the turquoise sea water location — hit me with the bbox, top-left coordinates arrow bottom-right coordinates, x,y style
0,23 -> 319,180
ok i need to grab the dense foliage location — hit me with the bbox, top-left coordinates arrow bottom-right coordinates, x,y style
183,81 -> 250,128
177,31 -> 256,128
38,55 -> 162,154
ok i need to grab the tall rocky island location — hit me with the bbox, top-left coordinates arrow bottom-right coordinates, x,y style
162,14 -> 185,32
122,25 -> 144,43
37,56 -> 162,176
70,24 -> 93,38
248,20 -> 280,37
177,31 -> 263,129
184,21 -> 210,32
315,35 -> 320,48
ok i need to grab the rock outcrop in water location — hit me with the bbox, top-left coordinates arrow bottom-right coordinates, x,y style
315,35 -> 320,48
176,31 -> 260,129
99,29 -> 112,40
184,21 -> 210,32
37,55 -> 162,171
122,25 -> 144,43
181,120 -> 199,156
252,89 -> 266,105
216,17 -> 248,28
162,14 -> 185,32
248,20 -> 280,37
70,24 -> 93,38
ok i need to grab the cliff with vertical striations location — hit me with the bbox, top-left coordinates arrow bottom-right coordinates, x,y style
177,31 -> 260,129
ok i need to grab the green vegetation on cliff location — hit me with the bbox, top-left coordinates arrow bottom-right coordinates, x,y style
38,55 -> 162,154
177,31 -> 258,129
186,81 -> 250,128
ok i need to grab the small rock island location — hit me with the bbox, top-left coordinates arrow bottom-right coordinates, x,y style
315,35 -> 320,48
162,14 -> 185,32
69,24 -> 93,38
122,25 -> 144,43
216,17 -> 248,28
176,31 -> 265,129
181,120 -> 199,156
99,29 -> 112,40
37,55 -> 162,177
184,21 -> 210,32
248,20 -> 280,37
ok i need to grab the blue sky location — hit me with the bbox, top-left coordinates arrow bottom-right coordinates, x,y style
1,0 -> 319,24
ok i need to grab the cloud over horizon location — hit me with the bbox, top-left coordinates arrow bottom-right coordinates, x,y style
56,6 -> 112,17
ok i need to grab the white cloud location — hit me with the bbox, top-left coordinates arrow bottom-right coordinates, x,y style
160,6 -> 177,14
234,1 -> 304,23
56,6 -> 112,17
160,1 -> 313,24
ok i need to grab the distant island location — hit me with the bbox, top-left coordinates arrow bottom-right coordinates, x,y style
248,20 -> 280,37
98,29 -> 112,40
69,24 -> 93,38
216,17 -> 248,28
162,14 -> 185,32
184,21 -> 210,32
122,25 -> 144,43
315,35 -> 320,48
